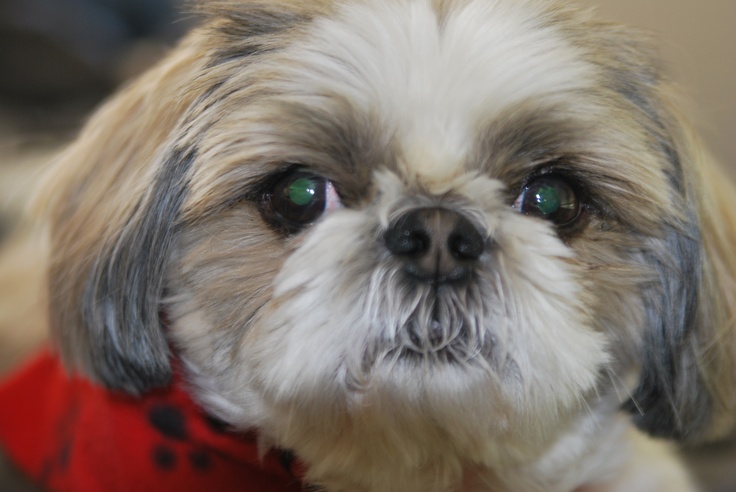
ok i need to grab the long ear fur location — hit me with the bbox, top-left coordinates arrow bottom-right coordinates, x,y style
685,140 -> 736,441
37,3 -> 315,393
36,41 -> 206,393
591,25 -> 736,441
634,129 -> 736,442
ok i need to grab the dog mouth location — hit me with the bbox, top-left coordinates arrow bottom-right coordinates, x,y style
373,285 -> 494,366
395,317 -> 493,364
352,268 -> 497,373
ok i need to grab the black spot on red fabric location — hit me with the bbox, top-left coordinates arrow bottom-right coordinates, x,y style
148,404 -> 188,440
152,444 -> 177,470
188,449 -> 211,472
204,414 -> 229,434
279,450 -> 295,474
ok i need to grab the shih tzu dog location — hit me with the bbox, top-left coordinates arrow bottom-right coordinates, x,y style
2,0 -> 736,491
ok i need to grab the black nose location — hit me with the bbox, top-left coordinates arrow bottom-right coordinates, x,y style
384,208 -> 485,283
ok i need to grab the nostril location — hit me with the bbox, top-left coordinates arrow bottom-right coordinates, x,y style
385,216 -> 431,257
386,228 -> 429,257
448,218 -> 485,261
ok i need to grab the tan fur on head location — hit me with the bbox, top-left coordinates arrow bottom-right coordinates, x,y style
34,0 -> 736,490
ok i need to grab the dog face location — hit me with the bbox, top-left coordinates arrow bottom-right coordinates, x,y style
38,0 -> 736,489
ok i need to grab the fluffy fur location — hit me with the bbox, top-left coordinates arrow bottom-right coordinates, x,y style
27,0 -> 736,490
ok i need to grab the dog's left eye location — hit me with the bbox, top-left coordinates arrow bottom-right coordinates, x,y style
514,175 -> 581,226
267,170 -> 340,229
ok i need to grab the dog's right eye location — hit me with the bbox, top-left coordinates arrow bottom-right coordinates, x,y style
264,170 -> 341,231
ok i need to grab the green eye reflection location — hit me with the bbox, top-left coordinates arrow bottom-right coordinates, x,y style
270,171 -> 329,227
287,177 -> 318,206
534,186 -> 562,216
518,176 -> 580,226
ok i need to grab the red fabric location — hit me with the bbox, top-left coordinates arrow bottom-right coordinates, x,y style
0,350 -> 306,492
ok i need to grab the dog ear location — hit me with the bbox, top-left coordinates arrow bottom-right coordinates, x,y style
590,25 -> 736,441
683,145 -> 736,442
626,128 -> 736,443
36,42 -> 205,393
37,3 -> 316,393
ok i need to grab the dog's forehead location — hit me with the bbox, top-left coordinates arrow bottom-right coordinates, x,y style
273,0 -> 595,187
187,0 -> 660,220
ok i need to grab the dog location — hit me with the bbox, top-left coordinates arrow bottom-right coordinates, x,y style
1,0 -> 735,490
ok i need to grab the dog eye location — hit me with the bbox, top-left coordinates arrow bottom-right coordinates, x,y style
514,175 -> 580,226
267,170 -> 340,228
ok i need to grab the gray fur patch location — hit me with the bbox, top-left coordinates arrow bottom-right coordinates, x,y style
80,148 -> 195,393
625,217 -> 711,439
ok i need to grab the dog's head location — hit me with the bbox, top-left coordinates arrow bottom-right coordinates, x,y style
38,0 -> 736,487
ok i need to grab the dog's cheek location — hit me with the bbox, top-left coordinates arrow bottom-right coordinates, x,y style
491,216 -> 609,411
244,210 -> 379,402
163,209 -> 292,417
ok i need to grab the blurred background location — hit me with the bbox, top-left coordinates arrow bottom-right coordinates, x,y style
0,0 -> 733,487
0,0 -> 189,132
0,0 -> 192,243
579,0 -> 736,177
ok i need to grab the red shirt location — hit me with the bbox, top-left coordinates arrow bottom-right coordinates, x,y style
0,350 -> 306,492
